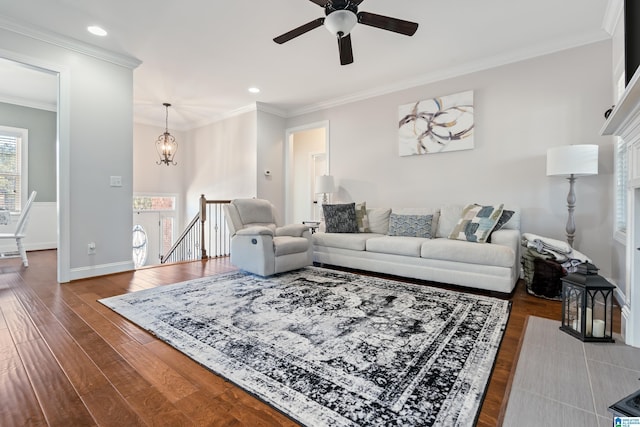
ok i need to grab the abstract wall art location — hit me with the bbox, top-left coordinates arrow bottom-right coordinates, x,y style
398,90 -> 474,156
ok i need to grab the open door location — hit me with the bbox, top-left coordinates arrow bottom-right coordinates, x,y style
285,121 -> 329,224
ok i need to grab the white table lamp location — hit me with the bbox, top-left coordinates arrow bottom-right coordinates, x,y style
546,144 -> 598,247
315,175 -> 335,205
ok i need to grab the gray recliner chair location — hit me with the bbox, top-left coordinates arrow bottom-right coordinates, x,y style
223,198 -> 312,276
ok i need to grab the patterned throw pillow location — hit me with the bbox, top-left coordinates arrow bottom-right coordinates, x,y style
487,209 -> 515,243
448,204 -> 504,243
493,209 -> 514,231
323,203 -> 359,233
355,202 -> 369,232
388,213 -> 433,238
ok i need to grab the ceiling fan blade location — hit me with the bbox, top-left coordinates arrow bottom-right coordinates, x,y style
338,34 -> 354,65
308,0 -> 327,6
273,18 -> 325,44
352,0 -> 366,4
357,11 -> 419,36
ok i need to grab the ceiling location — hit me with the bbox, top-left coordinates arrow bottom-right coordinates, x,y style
0,0 -> 614,130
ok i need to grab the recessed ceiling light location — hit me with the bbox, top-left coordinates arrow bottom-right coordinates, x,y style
248,87 -> 260,94
87,26 -> 107,36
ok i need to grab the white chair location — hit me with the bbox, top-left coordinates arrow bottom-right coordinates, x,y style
223,198 -> 312,276
0,190 -> 37,267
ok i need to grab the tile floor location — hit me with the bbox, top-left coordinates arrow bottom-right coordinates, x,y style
503,316 -> 640,427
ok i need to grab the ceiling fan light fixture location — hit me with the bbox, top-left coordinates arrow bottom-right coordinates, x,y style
324,10 -> 357,37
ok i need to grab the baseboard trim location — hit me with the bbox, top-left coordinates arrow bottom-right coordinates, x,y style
69,261 -> 134,281
0,241 -> 57,253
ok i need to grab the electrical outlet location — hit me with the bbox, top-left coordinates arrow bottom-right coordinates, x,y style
88,242 -> 96,255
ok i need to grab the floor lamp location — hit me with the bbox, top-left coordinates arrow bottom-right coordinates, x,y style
546,144 -> 599,247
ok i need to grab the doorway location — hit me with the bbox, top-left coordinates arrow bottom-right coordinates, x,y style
0,57 -> 60,269
132,194 -> 178,267
285,121 -> 329,224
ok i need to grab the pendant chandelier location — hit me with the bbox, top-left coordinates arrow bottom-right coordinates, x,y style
156,102 -> 177,166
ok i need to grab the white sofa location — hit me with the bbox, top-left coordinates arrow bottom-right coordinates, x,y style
312,204 -> 521,294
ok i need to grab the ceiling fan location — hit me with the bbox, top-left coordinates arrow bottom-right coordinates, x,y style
273,0 -> 419,66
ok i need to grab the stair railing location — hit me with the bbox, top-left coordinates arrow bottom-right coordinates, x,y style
160,195 -> 231,264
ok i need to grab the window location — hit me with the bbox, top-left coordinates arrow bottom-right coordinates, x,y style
133,195 -> 176,212
0,126 -> 28,213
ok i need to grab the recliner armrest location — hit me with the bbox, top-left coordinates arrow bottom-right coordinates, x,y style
236,226 -> 274,237
276,224 -> 310,238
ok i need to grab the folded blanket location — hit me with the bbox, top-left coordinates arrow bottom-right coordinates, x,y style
521,232 -> 591,267
522,233 -> 572,256
561,249 -> 591,272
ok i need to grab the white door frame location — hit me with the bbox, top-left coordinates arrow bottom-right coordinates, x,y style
284,120 -> 330,224
310,152 -> 327,221
0,50 -> 70,283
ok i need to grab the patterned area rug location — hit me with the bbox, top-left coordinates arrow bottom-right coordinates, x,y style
100,267 -> 510,426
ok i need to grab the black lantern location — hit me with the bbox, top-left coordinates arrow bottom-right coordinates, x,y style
560,262 -> 615,342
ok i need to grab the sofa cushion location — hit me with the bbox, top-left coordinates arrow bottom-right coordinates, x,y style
436,204 -> 464,238
313,232 -> 381,251
323,203 -> 359,233
274,236 -> 310,256
366,236 -> 430,257
367,208 -> 392,234
448,204 -> 504,243
420,238 -> 514,267
355,202 -> 370,232
388,213 -> 434,238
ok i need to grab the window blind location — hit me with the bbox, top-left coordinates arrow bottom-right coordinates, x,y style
0,134 -> 21,212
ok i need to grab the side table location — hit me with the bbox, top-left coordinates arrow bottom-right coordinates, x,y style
302,221 -> 321,234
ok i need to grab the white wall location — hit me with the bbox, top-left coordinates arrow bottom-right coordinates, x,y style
0,26 -> 139,281
182,111 -> 258,222
284,41 -> 615,277
257,109 -> 286,224
0,202 -> 56,253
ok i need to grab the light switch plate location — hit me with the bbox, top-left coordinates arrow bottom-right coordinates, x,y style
110,176 -> 122,187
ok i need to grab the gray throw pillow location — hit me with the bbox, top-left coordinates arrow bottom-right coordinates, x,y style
388,213 -> 433,238
487,209 -> 515,243
323,203 -> 359,233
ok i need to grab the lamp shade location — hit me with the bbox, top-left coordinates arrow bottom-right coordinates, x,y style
315,175 -> 335,194
546,145 -> 598,177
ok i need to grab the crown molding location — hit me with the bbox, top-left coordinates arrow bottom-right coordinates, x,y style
135,30 -> 612,128
135,102 -> 285,131
256,102 -> 287,118
287,31 -> 612,118
0,95 -> 57,112
188,104 -> 257,130
0,17 -> 141,69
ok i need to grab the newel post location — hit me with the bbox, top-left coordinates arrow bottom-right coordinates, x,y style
200,194 -> 208,259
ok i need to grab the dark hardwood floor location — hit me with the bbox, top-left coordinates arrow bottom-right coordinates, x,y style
0,250 -> 619,426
